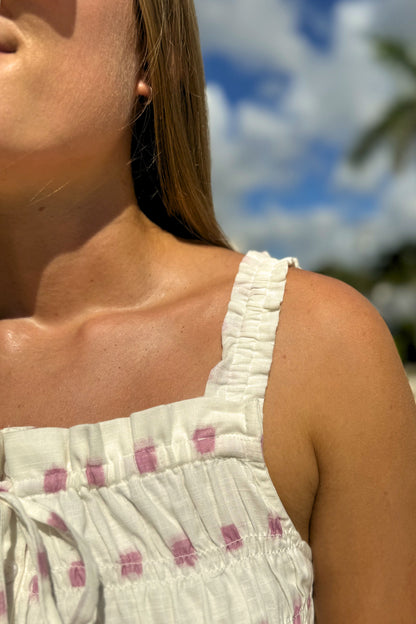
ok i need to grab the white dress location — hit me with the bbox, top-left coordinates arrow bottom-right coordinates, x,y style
0,251 -> 314,623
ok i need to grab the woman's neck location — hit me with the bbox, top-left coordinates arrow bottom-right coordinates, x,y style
0,169 -> 167,328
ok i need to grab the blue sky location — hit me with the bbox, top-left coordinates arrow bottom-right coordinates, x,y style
194,0 -> 416,270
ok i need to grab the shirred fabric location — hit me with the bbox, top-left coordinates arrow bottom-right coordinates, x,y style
0,251 -> 314,623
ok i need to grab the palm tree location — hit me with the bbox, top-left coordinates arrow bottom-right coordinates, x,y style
348,37 -> 416,171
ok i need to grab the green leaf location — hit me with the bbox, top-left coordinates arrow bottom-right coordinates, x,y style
348,98 -> 416,167
371,36 -> 416,83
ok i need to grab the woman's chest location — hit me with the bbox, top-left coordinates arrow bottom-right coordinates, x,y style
0,317 -> 316,543
0,322 -> 219,428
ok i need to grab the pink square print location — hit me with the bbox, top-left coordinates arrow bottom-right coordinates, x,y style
221,524 -> 243,551
69,561 -> 86,588
37,550 -> 49,578
134,443 -> 158,474
120,551 -> 143,578
268,514 -> 283,538
29,575 -> 39,601
293,599 -> 302,624
192,427 -> 216,454
44,468 -> 67,493
47,512 -> 68,533
171,537 -> 198,567
86,461 -> 106,487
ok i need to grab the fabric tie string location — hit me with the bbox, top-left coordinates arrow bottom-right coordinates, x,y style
0,492 -> 99,623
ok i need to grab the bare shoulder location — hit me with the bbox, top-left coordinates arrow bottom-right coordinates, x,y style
281,264 -> 393,347
270,266 -> 416,622
273,264 -> 416,482
276,265 -> 416,418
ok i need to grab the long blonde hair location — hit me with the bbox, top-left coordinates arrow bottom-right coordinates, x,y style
131,0 -> 230,248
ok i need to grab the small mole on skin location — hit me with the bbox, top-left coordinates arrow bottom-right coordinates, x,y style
37,206 -> 46,212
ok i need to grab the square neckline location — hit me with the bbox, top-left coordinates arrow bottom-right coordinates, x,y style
1,251 -> 257,434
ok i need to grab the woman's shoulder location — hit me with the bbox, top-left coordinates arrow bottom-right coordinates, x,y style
272,261 -> 415,426
266,257 -> 415,511
282,263 -> 388,353
177,242 -> 402,374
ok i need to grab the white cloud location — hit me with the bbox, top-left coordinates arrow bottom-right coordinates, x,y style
197,0 -> 416,268
207,84 -> 305,205
280,1 -> 397,146
194,0 -> 311,73
332,149 -> 391,192
216,166 -> 416,270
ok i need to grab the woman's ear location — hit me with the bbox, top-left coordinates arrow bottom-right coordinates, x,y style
136,80 -> 152,102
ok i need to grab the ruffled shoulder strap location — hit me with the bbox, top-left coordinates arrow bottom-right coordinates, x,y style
204,250 -> 299,403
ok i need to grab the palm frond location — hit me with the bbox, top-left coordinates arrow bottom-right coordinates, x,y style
371,36 -> 416,83
348,97 -> 416,167
391,109 -> 416,171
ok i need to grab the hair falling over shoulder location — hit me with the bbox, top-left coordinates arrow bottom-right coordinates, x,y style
131,0 -> 231,248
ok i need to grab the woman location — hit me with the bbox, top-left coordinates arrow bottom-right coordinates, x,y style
0,0 -> 415,622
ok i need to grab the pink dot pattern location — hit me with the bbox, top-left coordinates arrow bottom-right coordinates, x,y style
0,590 -> 6,616
268,514 -> 283,538
44,468 -> 67,493
47,512 -> 68,532
38,550 -> 49,578
0,254 -> 315,619
293,599 -> 302,624
221,524 -> 243,551
29,575 -> 39,601
120,551 -> 143,578
192,427 -> 216,454
69,561 -> 86,588
134,444 -> 158,474
86,462 -> 106,487
171,537 -> 198,567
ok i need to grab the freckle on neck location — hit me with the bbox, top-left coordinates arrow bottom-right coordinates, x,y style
38,206 -> 46,213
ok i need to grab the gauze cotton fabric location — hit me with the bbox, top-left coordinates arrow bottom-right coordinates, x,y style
0,251 -> 314,623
